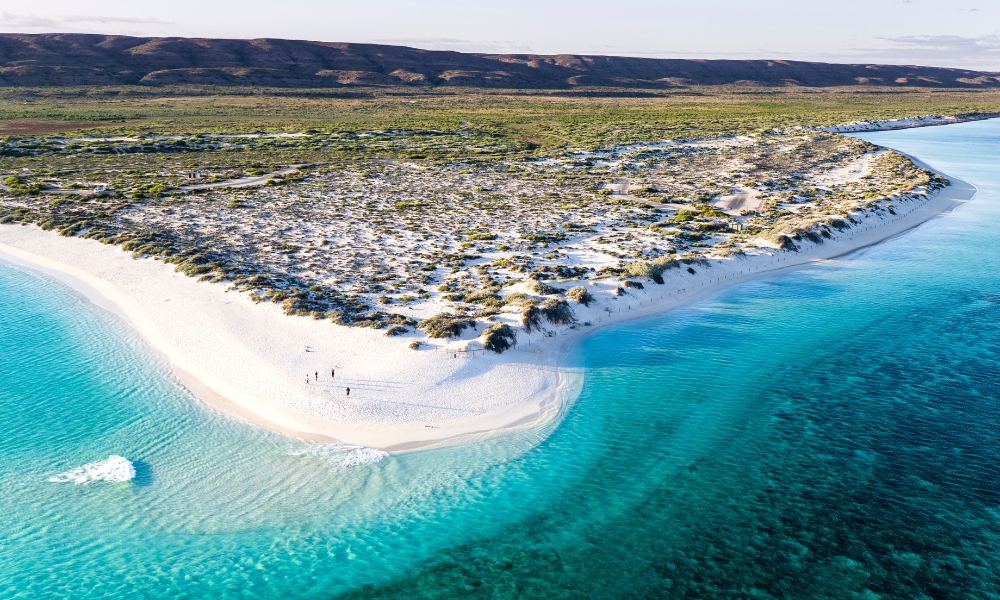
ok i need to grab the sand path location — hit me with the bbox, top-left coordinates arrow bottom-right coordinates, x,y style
180,166 -> 304,191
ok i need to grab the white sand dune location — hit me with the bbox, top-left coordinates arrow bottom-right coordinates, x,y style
714,187 -> 761,214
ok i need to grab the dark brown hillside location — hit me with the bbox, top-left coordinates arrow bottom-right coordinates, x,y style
1,33 -> 999,89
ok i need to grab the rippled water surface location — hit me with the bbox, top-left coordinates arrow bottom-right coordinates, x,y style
3,120 -> 1000,599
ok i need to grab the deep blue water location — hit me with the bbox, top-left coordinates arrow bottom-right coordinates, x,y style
2,119 -> 1000,598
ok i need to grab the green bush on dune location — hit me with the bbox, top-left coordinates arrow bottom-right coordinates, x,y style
531,281 -> 563,296
481,323 -> 517,353
540,298 -> 575,325
565,286 -> 595,306
417,312 -> 476,339
521,301 -> 541,333
624,255 -> 679,283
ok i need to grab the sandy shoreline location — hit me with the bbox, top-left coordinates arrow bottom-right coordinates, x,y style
820,113 -> 1000,133
0,230 -> 584,452
0,158 -> 977,452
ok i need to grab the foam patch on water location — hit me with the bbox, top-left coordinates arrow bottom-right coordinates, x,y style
341,446 -> 389,467
291,443 -> 388,468
49,455 -> 136,485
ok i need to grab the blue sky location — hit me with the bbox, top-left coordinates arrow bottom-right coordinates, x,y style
2,0 -> 998,70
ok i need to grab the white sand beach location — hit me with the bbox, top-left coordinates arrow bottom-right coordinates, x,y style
0,166 -> 976,452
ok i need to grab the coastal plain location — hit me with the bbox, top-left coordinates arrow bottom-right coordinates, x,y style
0,86 -> 994,448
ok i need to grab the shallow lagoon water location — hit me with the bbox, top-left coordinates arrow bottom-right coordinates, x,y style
3,120 -> 1000,598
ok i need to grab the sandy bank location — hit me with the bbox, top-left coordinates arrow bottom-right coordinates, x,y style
820,113 -> 1000,133
0,169 -> 975,452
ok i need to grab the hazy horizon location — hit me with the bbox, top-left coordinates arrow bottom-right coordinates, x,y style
1,0 -> 998,71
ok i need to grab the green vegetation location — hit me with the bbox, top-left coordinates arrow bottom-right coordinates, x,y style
481,323 -> 517,353
539,298 -> 575,325
2,86 -> 999,155
624,256 -> 681,281
0,85 -> 992,342
565,286 -> 595,306
417,312 -> 476,339
385,324 -> 408,337
521,302 -> 541,333
531,281 -> 563,296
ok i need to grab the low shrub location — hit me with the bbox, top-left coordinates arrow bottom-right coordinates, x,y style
520,232 -> 567,243
623,280 -> 644,290
465,289 -> 502,306
671,209 -> 698,223
540,298 -> 575,325
385,324 -> 408,337
481,323 -> 517,353
827,217 -> 851,231
521,301 -> 541,333
624,255 -> 679,280
531,281 -> 563,295
503,291 -> 529,306
774,234 -> 799,251
417,312 -> 476,338
803,230 -> 823,244
475,307 -> 502,320
565,286 -> 595,306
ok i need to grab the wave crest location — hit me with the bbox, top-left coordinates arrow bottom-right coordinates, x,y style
342,446 -> 389,467
291,444 -> 388,468
49,455 -> 136,485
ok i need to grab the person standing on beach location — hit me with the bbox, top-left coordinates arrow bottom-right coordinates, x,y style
346,387 -> 350,396
315,371 -> 318,381
306,376 -> 310,384
331,368 -> 335,378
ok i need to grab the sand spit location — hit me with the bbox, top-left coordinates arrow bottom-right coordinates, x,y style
0,171 -> 975,452
0,227 -> 577,451
820,113 -> 1000,133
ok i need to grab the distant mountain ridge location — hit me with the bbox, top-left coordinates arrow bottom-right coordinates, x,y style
1,33 -> 999,89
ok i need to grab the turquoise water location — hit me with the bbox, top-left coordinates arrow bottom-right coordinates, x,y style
3,119 -> 1000,598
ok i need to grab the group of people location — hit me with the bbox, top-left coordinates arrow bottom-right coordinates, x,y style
305,367 -> 349,395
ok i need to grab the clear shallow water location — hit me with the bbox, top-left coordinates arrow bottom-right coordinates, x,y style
3,120 -> 1000,598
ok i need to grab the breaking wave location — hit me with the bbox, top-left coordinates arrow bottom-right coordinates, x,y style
341,446 -> 389,467
49,455 -> 136,485
291,443 -> 388,468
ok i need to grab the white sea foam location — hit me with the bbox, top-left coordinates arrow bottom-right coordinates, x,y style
341,446 -> 389,467
49,455 -> 136,485
291,443 -> 388,468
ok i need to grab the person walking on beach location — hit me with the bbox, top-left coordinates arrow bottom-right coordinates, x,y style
346,387 -> 350,396
306,375 -> 310,384
331,368 -> 335,378
315,371 -> 318,381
